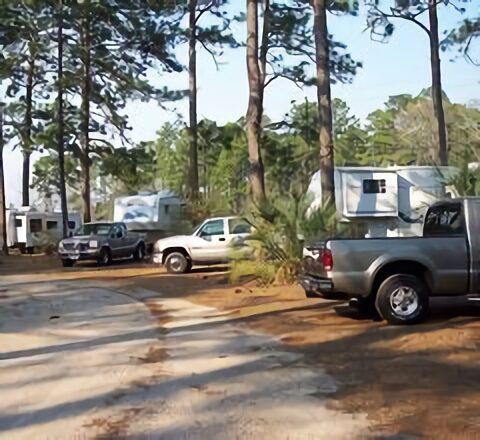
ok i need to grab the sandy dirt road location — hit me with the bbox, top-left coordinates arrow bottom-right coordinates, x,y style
0,274 -> 369,439
3,256 -> 480,438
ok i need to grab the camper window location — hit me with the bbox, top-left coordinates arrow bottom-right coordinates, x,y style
47,221 -> 58,230
15,218 -> 22,227
363,179 -> 386,194
30,219 -> 42,233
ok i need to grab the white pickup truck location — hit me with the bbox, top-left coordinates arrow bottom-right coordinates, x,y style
152,216 -> 252,273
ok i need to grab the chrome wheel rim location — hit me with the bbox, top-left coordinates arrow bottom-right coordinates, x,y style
169,256 -> 183,272
390,286 -> 419,317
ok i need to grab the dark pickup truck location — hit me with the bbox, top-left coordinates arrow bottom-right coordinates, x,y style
299,198 -> 480,325
58,222 -> 146,267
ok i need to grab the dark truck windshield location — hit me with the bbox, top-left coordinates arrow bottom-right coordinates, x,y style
423,203 -> 464,236
75,223 -> 112,236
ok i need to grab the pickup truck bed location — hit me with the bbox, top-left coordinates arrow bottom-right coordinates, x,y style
300,198 -> 480,325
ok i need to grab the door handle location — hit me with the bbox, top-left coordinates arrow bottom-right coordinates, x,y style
219,238 -> 226,242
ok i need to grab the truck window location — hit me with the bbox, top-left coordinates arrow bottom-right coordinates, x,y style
228,218 -> 251,235
363,179 -> 386,194
46,221 -> 58,230
199,220 -> 224,237
30,219 -> 42,233
15,218 -> 22,227
424,204 -> 465,236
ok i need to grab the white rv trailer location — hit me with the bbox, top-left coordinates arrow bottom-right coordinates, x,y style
6,208 -> 82,252
307,166 -> 459,238
113,190 -> 185,232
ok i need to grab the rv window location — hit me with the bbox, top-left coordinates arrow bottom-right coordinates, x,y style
363,179 -> 386,194
15,219 -> 22,227
47,221 -> 58,230
30,219 -> 42,233
68,221 -> 76,229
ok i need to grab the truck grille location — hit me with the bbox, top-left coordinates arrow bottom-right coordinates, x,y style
63,243 -> 88,251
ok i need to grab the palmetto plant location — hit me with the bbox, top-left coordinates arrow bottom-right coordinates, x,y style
241,193 -> 347,284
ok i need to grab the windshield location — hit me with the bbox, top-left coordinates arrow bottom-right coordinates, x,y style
74,224 -> 112,236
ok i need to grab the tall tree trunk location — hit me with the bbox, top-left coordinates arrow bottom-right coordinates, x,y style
245,0 -> 266,204
313,0 -> 335,206
0,106 -> 8,255
428,1 -> 448,166
57,0 -> 69,237
22,57 -> 34,207
80,7 -> 92,222
188,0 -> 199,200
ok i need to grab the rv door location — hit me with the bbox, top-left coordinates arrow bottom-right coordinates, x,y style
26,215 -> 43,247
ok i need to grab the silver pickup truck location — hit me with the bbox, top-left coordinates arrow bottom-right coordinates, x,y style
58,222 -> 146,267
152,216 -> 252,273
299,198 -> 480,325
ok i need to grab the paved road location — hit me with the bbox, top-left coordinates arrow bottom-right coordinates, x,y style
0,277 -> 369,439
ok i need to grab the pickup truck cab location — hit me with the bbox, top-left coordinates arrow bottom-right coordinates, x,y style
58,222 -> 146,267
300,198 -> 480,325
152,216 -> 251,273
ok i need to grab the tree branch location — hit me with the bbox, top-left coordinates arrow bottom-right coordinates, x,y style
197,37 -> 219,70
264,73 -> 303,90
195,0 -> 215,25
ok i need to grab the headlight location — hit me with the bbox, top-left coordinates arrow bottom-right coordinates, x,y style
153,241 -> 162,253
89,240 -> 98,248
58,242 -> 64,251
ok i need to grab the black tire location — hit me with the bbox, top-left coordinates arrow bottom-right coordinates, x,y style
134,243 -> 146,261
62,259 -> 75,268
375,274 -> 429,325
165,252 -> 190,274
98,247 -> 112,267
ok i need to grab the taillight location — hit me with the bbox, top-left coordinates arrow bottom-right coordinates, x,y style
322,248 -> 333,271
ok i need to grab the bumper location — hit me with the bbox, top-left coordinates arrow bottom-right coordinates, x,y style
151,252 -> 163,265
298,274 -> 346,300
59,250 -> 99,261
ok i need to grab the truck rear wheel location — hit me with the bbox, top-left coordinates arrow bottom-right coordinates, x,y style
165,252 -> 190,274
375,274 -> 429,325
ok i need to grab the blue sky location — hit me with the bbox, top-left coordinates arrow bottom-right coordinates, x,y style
4,1 -> 480,207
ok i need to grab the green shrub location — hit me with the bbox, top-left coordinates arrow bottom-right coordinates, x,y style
231,193 -> 354,286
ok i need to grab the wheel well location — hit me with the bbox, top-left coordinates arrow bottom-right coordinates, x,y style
162,247 -> 190,264
371,261 -> 431,298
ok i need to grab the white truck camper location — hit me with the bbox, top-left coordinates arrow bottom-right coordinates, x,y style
307,166 -> 460,238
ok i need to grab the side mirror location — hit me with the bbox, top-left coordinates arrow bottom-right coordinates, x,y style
110,233 -> 116,239
69,232 -> 73,237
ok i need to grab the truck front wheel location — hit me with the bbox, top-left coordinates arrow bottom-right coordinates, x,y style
375,274 -> 429,325
165,252 -> 191,274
